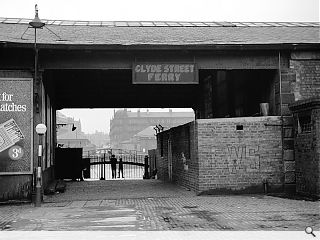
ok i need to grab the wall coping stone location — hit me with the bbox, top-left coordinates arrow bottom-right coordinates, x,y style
289,97 -> 320,112
196,116 -> 281,124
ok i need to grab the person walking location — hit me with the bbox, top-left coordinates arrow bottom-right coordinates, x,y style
118,158 -> 124,178
110,154 -> 117,179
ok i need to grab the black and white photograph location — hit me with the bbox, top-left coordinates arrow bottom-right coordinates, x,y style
0,0 -> 319,239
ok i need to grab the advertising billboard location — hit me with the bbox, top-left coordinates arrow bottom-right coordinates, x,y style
0,78 -> 33,174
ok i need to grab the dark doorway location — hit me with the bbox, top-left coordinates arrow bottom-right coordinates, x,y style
199,69 -> 277,118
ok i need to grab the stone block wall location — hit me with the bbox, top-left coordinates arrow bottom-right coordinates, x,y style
197,117 -> 283,194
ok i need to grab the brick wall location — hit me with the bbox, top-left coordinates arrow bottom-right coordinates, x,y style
290,99 -> 320,198
290,59 -> 320,101
156,122 -> 199,192
148,149 -> 157,177
156,117 -> 284,194
279,53 -> 320,192
0,175 -> 32,201
171,122 -> 198,191
156,133 -> 168,181
197,117 -> 283,194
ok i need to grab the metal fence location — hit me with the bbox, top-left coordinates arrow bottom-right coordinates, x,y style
83,148 -> 147,180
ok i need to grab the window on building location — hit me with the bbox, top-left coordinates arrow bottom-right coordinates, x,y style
298,112 -> 312,134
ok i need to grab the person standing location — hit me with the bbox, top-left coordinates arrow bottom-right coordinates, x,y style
110,154 -> 117,179
118,158 -> 124,178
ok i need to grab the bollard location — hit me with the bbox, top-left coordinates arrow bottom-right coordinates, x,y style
144,155 -> 150,179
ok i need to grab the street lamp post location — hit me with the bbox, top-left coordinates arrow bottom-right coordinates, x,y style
35,124 -> 47,207
29,5 -> 45,207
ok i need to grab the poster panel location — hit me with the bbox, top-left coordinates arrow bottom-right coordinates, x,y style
0,78 -> 33,174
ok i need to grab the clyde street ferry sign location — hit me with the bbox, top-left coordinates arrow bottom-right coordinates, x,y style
133,63 -> 198,84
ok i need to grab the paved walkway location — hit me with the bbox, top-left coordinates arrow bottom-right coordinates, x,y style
0,179 -> 319,234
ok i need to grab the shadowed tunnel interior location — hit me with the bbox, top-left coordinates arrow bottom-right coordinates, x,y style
43,69 -> 200,109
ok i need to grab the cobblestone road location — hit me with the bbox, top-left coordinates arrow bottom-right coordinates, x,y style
0,179 -> 319,233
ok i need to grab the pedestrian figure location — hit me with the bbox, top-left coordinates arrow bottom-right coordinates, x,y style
110,154 -> 117,179
118,158 -> 124,178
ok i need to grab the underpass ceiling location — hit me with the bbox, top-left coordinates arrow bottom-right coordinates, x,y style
43,69 -> 199,109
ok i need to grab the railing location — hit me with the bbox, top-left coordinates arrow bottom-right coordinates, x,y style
83,148 -> 148,180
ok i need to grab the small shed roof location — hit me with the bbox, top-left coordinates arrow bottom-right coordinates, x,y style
135,126 -> 157,138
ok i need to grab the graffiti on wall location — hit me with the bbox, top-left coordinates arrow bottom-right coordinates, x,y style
210,145 -> 260,173
227,145 -> 260,173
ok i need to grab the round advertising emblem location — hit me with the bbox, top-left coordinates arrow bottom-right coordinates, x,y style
8,145 -> 24,160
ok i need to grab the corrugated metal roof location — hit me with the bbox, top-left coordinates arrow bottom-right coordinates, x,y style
0,18 -> 318,27
0,18 -> 319,47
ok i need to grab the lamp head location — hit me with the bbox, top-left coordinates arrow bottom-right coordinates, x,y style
36,123 -> 47,135
29,4 -> 45,28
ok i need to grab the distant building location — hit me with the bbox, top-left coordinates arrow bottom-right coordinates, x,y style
56,111 -> 96,154
109,109 -> 194,149
133,126 -> 157,153
86,131 -> 110,148
117,126 -> 157,153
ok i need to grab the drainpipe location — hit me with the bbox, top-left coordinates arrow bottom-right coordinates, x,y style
278,51 -> 285,192
263,178 -> 268,194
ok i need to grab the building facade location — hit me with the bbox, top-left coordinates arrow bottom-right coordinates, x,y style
110,109 -> 194,149
56,111 -> 96,155
155,52 -> 320,197
0,18 -> 319,201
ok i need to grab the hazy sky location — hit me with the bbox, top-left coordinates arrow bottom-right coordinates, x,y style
59,108 -> 194,134
2,0 -> 318,133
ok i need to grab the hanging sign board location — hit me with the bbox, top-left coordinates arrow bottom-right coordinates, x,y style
0,78 -> 33,175
133,63 -> 198,84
